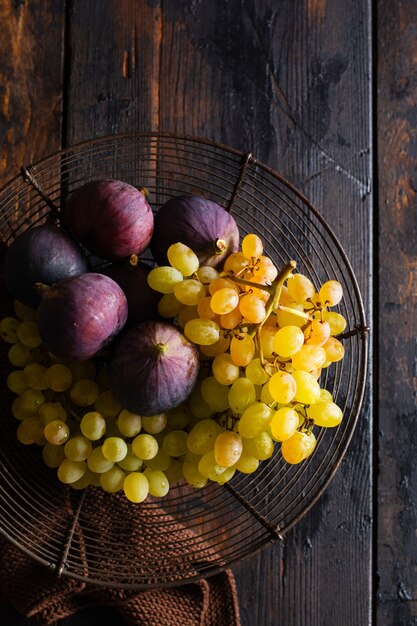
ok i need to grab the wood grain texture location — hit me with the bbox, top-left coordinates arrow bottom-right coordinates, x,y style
378,1 -> 417,624
0,0 -> 65,187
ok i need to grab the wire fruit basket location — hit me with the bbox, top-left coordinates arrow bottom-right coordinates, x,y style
0,133 -> 368,589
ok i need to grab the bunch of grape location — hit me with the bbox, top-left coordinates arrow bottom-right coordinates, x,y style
147,235 -> 347,485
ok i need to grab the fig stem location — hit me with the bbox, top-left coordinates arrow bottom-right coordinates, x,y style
215,238 -> 227,254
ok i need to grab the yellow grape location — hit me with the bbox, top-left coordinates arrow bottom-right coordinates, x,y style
273,326 -> 304,357
223,252 -> 249,275
307,401 -> 343,427
212,353 -> 240,385
16,417 -> 44,445
102,437 -> 128,462
143,468 -> 170,497
117,409 -> 142,438
198,449 -> 226,479
199,332 -> 230,357
242,431 -> 274,460
275,303 -> 306,328
174,279 -> 206,306
291,345 -> 327,372
245,358 -> 269,385
141,414 -> 167,434
318,280 -> 343,306
124,472 -> 149,503
184,318 -> 220,345
187,419 -> 222,455
238,402 -> 272,438
281,430 -> 316,464
167,242 -> 199,276
210,288 -> 240,315
255,256 -> 278,282
292,370 -> 321,404
270,407 -> 299,441
220,306 -> 242,329
210,466 -> 235,485
132,433 -> 159,460
100,466 -> 125,493
234,451 -> 260,474
209,277 -> 239,296
287,273 -> 315,303
162,430 -> 188,457
304,320 -> 331,346
228,378 -> 256,414
323,337 -> 345,362
260,381 -> 275,404
214,431 -> 243,467
87,446 -> 114,473
177,305 -> 199,328
258,326 -> 277,358
200,377 -> 230,412
322,310 -> 347,336
44,420 -> 70,445
268,371 -> 296,403
239,294 -> 266,324
147,266 -> 183,294
158,293 -> 182,318
64,436 -> 93,462
58,459 -> 87,484
182,461 -> 208,488
319,388 -> 333,403
230,333 -> 255,366
197,266 -> 219,284
197,296 -> 219,321
242,233 -> 263,259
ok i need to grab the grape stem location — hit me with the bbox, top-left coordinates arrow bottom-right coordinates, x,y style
230,275 -> 272,293
274,304 -> 313,322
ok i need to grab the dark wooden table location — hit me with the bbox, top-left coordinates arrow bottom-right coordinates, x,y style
0,1 -> 413,624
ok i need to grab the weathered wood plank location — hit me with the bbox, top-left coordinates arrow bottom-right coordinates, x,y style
377,1 -> 417,624
0,0 -> 65,187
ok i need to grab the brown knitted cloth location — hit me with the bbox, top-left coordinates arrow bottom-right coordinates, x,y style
0,534 -> 240,625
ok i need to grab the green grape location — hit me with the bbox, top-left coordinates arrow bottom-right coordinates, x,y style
19,389 -> 45,415
319,388 -> 333,403
39,402 -> 67,425
245,358 -> 269,386
230,334 -> 255,367
238,402 -> 272,438
292,370 -> 321,404
177,305 -> 199,329
270,407 -> 299,442
70,468 -> 96,490
268,371 -> 296,404
143,468 -> 170,497
13,301 -> 37,322
117,409 -> 142,437
145,448 -> 171,471
287,273 -> 315,303
16,417 -> 44,445
11,397 -> 32,421
102,437 -> 128,462
8,342 -> 34,367
147,266 -> 183,294
212,353 -> 240,385
58,459 -> 87,484
214,430 -> 243,467
42,441 -> 66,468
273,326 -> 304,358
239,294 -> 266,324
242,431 -> 274,460
322,311 -> 347,336
184,319 -> 220,345
306,401 -> 343,427
70,379 -> 100,407
117,444 -> 143,471
200,377 -> 230,412
211,466 -> 236,485
16,322 -> 41,348
45,364 -> 73,392
198,450 -> 226,479
141,414 -> 167,434
281,430 -> 316,464
196,266 -> 218,285
162,430 -> 188,457
187,419 -> 222,455
80,411 -> 106,441
291,345 -> 327,372
199,332 -> 230,357
318,280 -> 343,306
67,360 -> 96,381
132,433 -> 158,460
210,288 -> 239,315
164,458 -> 184,483
166,404 -> 190,429
167,242 -> 199,276
323,337 -> 345,363
100,466 -> 125,493
124,472 -> 149,503
64,436 -> 93,462
229,378 -> 256,414
87,446 -> 114,473
242,233 -> 263,259
23,363 -> 48,390
0,317 -> 20,343
174,279 -> 206,306
158,292 -> 182,318
234,451 -> 260,473
44,419 -> 70,445
188,384 -> 213,419
260,382 -> 275,404
7,370 -> 29,395
182,461 -> 208,488
95,390 -> 122,418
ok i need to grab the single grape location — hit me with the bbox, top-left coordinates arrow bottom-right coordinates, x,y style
100,466 -> 126,493
174,279 -> 206,306
182,461 -> 208,488
187,419 -> 222,455
42,441 -> 67,467
132,433 -> 159,460
70,379 -> 100,407
212,353 -> 240,385
260,381 -> 275,404
39,402 -> 67,425
220,306 -> 242,330
242,431 -> 274,460
167,242 -> 199,276
291,345 -> 327,372
208,277 -> 239,296
319,388 -> 333,403
255,256 -> 278,282
58,459 -> 87,484
242,233 -> 263,259
8,342 -> 34,367
199,332 -> 230,357
124,472 -> 149,503
214,430 -> 243,467
7,370 -> 29,395
197,265 -> 219,284
238,402 -> 272,438
16,417 -> 44,445
23,363 -> 48,390
223,252 -> 249,275
162,430 -> 188,457
64,436 -> 93,462
158,292 -> 182,318
80,411 -> 106,441
141,414 -> 167,434
287,274 -> 315,303
268,371 -> 296,403
147,266 -> 183,294
228,378 -> 256,414
200,377 -> 230,412
95,390 -> 122,418
239,294 -> 266,324
307,401 -> 343,427
0,317 -> 20,343
16,322 -> 42,348
44,419 -> 70,445
292,370 -> 321,404
45,364 -> 73,392
117,444 -> 143,471
323,337 -> 345,362
211,466 -> 235,485
235,451 -> 260,473
318,280 -> 343,306
304,320 -> 331,346
322,311 -> 347,336
273,326 -> 304,358
258,326 -> 277,358
197,296 -> 219,321
184,319 -> 220,345
210,288 -> 239,315
270,407 -> 299,441
19,389 -> 45,415
143,468 -> 170,497
281,430 -> 316,464
230,334 -> 255,367
102,436 -> 128,462
87,446 -> 114,473
198,449 -> 226,479
117,409 -> 142,437
245,358 -> 269,386
275,303 -> 306,328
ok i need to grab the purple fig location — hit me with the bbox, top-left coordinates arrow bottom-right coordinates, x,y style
109,320 -> 200,416
36,273 -> 128,361
65,180 -> 154,261
151,195 -> 239,268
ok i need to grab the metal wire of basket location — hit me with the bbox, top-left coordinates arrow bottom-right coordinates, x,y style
0,133 -> 368,589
